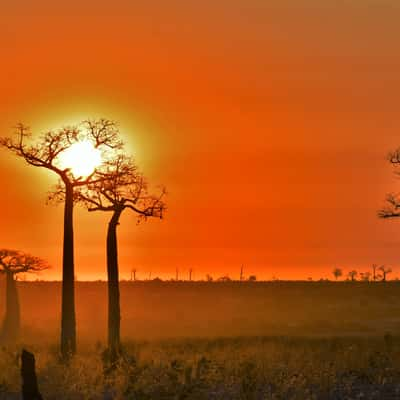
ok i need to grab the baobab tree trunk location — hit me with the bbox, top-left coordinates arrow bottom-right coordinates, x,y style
107,208 -> 123,362
1,271 -> 20,344
61,182 -> 76,359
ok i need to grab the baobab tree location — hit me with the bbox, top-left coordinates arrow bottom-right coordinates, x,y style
75,154 -> 165,361
332,268 -> 343,281
359,271 -> 372,282
347,270 -> 358,282
0,119 -> 123,359
0,249 -> 49,344
379,265 -> 392,282
372,264 -> 379,281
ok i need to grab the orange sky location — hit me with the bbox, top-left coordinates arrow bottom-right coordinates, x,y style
1,1 -> 400,280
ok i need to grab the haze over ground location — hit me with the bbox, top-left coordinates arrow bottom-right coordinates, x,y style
0,1 -> 400,280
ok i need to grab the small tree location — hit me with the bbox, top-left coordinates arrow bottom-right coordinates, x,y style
379,265 -> 392,282
130,268 -> 137,281
0,119 -> 122,359
76,155 -> 165,361
360,271 -> 371,282
217,275 -> 231,282
248,275 -> 257,282
0,249 -> 49,344
332,268 -> 343,281
347,270 -> 358,282
372,264 -> 379,281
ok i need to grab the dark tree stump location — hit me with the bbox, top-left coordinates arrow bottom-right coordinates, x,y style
21,349 -> 43,400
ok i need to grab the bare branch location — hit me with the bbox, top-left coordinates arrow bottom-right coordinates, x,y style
0,249 -> 50,275
75,154 -> 166,221
378,193 -> 400,219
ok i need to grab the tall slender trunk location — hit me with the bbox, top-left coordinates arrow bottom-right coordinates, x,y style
107,208 -> 123,361
1,271 -> 20,344
61,182 -> 76,359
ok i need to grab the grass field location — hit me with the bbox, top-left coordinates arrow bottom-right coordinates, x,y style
1,281 -> 400,398
2,336 -> 400,399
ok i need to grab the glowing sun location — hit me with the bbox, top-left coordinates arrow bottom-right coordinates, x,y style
58,141 -> 102,177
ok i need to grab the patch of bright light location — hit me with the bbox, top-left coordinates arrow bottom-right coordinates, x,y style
58,141 -> 102,177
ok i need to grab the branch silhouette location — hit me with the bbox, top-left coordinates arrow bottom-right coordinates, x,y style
0,118 -> 124,359
0,249 -> 49,345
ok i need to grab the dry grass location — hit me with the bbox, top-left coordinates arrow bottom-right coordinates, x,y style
2,336 -> 400,399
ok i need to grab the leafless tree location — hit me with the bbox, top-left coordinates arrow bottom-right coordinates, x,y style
0,249 -> 49,344
379,265 -> 392,282
0,119 -> 123,359
332,268 -> 343,281
360,271 -> 372,282
378,148 -> 400,219
347,270 -> 358,282
372,264 -> 379,281
75,154 -> 165,362
217,275 -> 232,282
130,268 -> 137,281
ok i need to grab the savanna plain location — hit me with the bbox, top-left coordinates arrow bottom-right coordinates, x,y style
2,281 -> 400,399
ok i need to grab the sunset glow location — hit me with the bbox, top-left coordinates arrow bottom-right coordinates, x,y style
58,141 -> 102,178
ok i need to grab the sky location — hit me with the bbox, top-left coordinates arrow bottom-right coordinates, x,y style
0,0 -> 400,280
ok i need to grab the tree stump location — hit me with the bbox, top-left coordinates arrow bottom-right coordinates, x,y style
21,349 -> 43,400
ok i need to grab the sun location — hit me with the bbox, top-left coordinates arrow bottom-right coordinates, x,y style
58,141 -> 102,177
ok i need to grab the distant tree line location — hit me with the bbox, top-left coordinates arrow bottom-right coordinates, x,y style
332,264 -> 393,282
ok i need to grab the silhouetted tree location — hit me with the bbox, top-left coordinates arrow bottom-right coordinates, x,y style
360,271 -> 371,282
379,265 -> 392,282
332,268 -> 343,281
347,270 -> 358,281
0,119 -> 123,359
130,268 -> 137,281
379,146 -> 400,219
0,250 -> 48,344
76,154 -> 165,362
372,264 -> 379,281
240,265 -> 244,281
206,274 -> 213,282
217,275 -> 232,282
248,275 -> 257,282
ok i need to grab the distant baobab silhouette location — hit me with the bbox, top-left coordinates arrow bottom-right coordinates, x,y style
347,270 -> 358,282
0,119 -> 123,359
75,153 -> 165,362
379,265 -> 392,282
0,250 -> 48,344
332,268 -> 342,281
372,264 -> 379,281
130,268 -> 137,281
